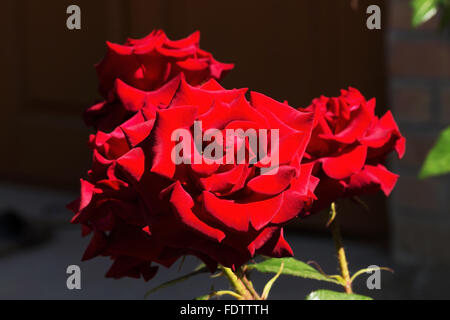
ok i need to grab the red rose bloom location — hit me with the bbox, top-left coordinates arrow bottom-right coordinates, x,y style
301,87 -> 406,213
96,30 -> 234,97
85,30 -> 234,132
69,77 -> 318,280
84,74 -> 182,132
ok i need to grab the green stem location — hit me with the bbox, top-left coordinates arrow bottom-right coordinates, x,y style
241,272 -> 262,300
212,290 -> 243,300
329,202 -> 353,294
220,266 -> 254,300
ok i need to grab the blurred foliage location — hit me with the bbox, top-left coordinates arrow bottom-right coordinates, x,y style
412,1 -> 450,179
411,0 -> 450,28
419,126 -> 450,179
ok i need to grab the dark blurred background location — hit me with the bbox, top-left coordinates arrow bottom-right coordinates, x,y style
0,0 -> 449,299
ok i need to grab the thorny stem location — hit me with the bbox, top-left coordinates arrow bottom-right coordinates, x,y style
329,202 -> 353,294
220,266 -> 254,300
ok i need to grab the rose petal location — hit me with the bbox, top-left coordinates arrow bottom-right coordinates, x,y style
169,182 -> 225,242
203,192 -> 283,232
247,166 -> 296,195
150,106 -> 198,178
321,145 -> 368,180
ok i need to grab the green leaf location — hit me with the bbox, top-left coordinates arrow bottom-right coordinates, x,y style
411,0 -> 439,27
145,266 -> 208,298
306,290 -> 373,301
247,257 -> 341,285
419,126 -> 450,179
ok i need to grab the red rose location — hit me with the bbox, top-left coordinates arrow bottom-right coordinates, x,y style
96,30 -> 234,97
84,74 -> 181,132
69,77 -> 319,280
301,87 -> 405,213
85,30 -> 234,132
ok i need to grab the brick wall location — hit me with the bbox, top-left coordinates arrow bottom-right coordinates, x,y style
388,0 -> 450,265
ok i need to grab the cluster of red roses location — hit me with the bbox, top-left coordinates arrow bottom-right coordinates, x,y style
69,30 -> 405,281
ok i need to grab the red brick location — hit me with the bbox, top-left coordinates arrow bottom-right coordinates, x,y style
399,132 -> 436,168
393,216 -> 450,265
392,85 -> 432,122
389,41 -> 450,77
440,86 -> 450,123
393,175 -> 442,211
